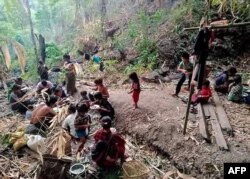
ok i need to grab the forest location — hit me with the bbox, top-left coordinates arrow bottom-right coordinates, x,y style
0,0 -> 250,178
1,0 -> 249,78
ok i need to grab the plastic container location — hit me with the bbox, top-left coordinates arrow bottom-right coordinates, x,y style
122,160 -> 150,179
243,92 -> 250,104
69,163 -> 86,175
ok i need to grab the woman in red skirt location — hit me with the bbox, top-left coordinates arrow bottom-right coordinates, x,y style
128,72 -> 141,108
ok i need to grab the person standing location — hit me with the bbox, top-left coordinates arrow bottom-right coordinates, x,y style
172,52 -> 193,97
63,54 -> 77,96
128,72 -> 141,108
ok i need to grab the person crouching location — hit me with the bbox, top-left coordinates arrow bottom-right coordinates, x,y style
92,116 -> 125,168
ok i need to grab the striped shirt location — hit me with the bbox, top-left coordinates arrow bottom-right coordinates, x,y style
228,84 -> 243,102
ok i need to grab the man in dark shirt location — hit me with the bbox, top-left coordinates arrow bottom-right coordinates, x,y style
93,92 -> 115,120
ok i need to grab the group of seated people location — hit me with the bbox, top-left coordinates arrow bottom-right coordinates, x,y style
172,52 -> 248,104
11,75 -> 121,168
214,67 -> 246,103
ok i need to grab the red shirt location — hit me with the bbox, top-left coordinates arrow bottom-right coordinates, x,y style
198,86 -> 212,102
93,129 -> 125,167
132,82 -> 140,92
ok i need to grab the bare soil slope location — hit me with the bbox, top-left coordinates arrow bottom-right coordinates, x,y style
109,83 -> 250,178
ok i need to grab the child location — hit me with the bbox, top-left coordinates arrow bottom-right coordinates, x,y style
192,80 -> 212,104
128,72 -> 141,108
74,103 -> 92,154
92,78 -> 109,99
228,75 -> 243,103
190,80 -> 212,114
80,91 -> 90,106
25,105 -> 34,120
172,52 -> 193,97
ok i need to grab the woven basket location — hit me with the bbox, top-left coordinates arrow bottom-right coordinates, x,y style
122,160 -> 150,179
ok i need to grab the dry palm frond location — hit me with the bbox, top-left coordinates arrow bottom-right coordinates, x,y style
45,128 -> 70,159
12,41 -> 27,74
49,105 -> 69,129
1,43 -> 11,69
73,63 -> 83,76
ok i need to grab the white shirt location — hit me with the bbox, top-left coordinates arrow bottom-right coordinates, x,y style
62,113 -> 77,137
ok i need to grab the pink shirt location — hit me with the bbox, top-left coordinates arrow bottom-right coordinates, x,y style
36,81 -> 53,91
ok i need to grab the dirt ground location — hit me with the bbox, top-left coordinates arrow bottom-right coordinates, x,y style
108,81 -> 250,179
0,76 -> 249,178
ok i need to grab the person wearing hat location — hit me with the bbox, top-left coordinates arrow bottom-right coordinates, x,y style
92,116 -> 125,168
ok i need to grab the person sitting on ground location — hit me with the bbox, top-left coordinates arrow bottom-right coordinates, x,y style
38,60 -> 49,80
7,77 -> 26,100
80,91 -> 91,106
228,75 -> 243,103
214,67 -> 237,93
172,52 -> 193,97
74,103 -> 92,154
36,80 -> 54,94
92,116 -> 126,168
192,80 -> 212,104
92,78 -> 109,99
9,84 -> 32,114
128,72 -> 141,109
25,105 -> 34,120
30,96 -> 58,132
54,86 -> 67,99
93,92 -> 115,120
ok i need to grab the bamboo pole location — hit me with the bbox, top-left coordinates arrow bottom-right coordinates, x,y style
183,22 -> 250,31
183,64 -> 199,135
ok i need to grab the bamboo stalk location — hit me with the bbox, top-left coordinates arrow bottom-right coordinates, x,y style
183,22 -> 250,31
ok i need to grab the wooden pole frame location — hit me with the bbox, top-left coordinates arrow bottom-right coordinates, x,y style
183,22 -> 250,31
183,63 -> 199,135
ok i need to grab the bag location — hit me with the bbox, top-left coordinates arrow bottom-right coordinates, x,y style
13,136 -> 28,151
27,135 -> 46,153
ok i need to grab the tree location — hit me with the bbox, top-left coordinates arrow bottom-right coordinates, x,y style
23,0 -> 39,61
100,0 -> 107,37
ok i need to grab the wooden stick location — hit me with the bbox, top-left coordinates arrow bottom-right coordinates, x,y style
183,64 -> 199,135
183,22 -> 250,31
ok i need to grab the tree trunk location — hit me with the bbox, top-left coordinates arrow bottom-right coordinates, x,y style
39,34 -> 46,63
24,0 -> 38,62
100,0 -> 107,37
157,0 -> 164,9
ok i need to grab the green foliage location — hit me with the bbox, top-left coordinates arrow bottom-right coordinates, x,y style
170,0 -> 205,30
114,10 -> 162,74
45,43 -> 64,69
